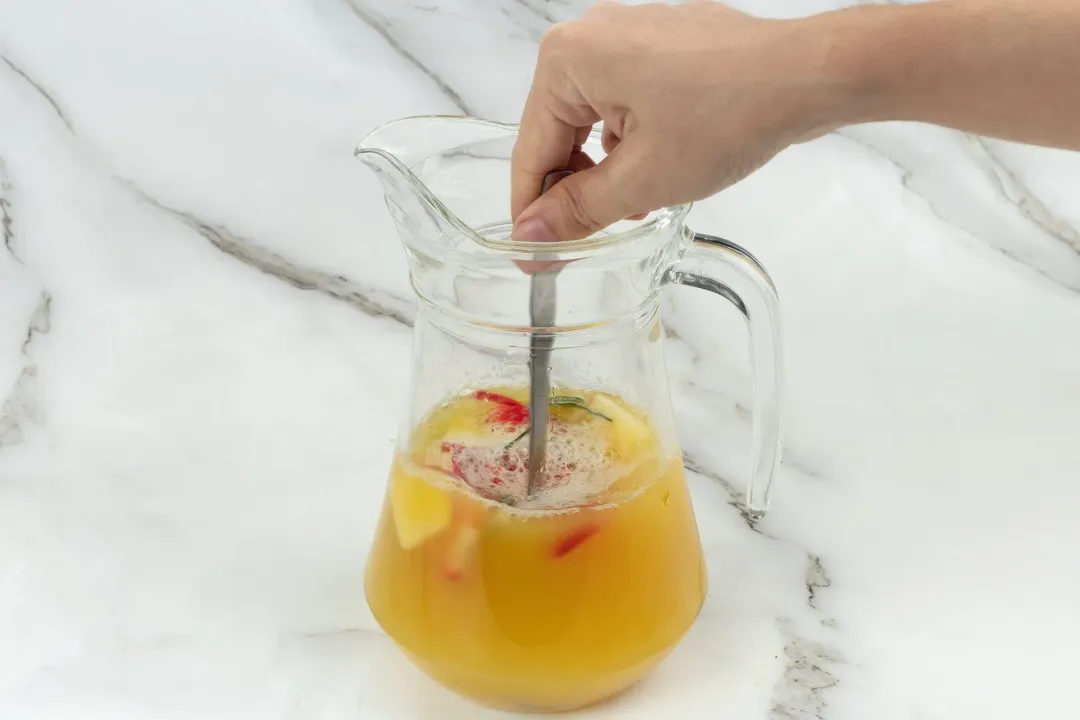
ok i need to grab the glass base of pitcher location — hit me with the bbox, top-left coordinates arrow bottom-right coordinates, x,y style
399,643 -> 679,713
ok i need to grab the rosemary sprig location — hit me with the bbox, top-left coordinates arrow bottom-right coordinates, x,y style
549,395 -> 613,421
503,394 -> 612,450
504,427 -> 530,449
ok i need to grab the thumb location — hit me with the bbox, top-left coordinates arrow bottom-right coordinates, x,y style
512,149 -> 645,243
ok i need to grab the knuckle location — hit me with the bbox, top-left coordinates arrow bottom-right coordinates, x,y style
557,182 -> 603,234
539,21 -> 574,55
586,0 -> 616,16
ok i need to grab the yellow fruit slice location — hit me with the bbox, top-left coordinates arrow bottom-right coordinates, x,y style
443,525 -> 480,581
391,467 -> 454,550
444,495 -> 487,580
605,454 -> 668,507
586,392 -> 652,459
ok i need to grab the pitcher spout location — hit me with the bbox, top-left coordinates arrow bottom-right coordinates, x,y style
355,115 -> 522,250
354,124 -> 454,248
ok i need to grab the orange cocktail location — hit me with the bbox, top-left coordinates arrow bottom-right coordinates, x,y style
365,387 -> 706,712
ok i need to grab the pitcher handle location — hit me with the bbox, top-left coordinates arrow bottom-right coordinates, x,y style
668,232 -> 783,521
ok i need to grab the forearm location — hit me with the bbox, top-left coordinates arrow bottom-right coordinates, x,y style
810,0 -> 1080,149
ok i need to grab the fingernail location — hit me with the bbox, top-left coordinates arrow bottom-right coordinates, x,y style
512,216 -> 555,243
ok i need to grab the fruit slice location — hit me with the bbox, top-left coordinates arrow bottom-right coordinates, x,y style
472,390 -> 529,427
444,495 -> 487,580
585,392 -> 652,458
597,452 -> 660,503
440,440 -> 529,503
552,523 -> 602,558
391,467 -> 454,550
444,526 -> 480,581
439,441 -> 468,479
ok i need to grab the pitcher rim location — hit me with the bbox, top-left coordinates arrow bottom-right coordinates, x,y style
354,114 -> 692,256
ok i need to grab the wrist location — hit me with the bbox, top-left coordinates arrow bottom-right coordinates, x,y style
761,9 -> 892,142
791,3 -> 946,130
770,1 -> 1080,151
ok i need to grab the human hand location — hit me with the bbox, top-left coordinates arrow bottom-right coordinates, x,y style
510,0 -> 841,242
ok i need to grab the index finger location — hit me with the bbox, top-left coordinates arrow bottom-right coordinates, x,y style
511,88 -> 574,221
510,84 -> 579,222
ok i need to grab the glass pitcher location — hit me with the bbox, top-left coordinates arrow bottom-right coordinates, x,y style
356,116 -> 782,713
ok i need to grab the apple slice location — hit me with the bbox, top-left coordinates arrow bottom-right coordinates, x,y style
391,467 -> 454,550
585,392 -> 652,459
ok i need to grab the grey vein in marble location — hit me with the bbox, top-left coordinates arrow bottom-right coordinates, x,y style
512,0 -> 559,25
681,449 -> 844,718
805,553 -> 831,611
682,451 -> 834,609
769,625 -> 844,720
340,0 -> 474,115
838,128 -> 1080,291
0,53 -> 74,133
682,450 -> 763,530
0,157 -> 14,259
968,135 -> 1080,255
499,0 -> 608,51
500,7 -> 545,43
0,157 -> 51,447
127,183 -> 416,326
0,291 -> 52,447
681,374 -> 823,481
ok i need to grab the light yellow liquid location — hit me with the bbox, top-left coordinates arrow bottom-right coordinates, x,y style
365,388 -> 706,712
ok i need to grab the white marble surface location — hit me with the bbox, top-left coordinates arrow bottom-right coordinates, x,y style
2,1 -> 1079,718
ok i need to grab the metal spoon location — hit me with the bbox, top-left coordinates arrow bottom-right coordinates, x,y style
526,170 -> 573,497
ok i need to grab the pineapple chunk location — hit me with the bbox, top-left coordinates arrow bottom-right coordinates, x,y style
586,392 -> 652,459
391,467 -> 454,549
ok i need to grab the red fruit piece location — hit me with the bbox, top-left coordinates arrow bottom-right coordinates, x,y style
439,442 -> 467,479
552,524 -> 601,558
440,442 -> 515,501
472,390 -> 521,405
472,390 -> 529,427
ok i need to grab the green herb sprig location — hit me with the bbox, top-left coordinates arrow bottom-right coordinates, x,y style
503,395 -> 611,449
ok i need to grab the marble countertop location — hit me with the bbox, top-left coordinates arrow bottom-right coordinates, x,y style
2,1 -> 1079,718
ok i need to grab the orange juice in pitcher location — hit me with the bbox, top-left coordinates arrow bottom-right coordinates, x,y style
356,117 -> 783,712
365,388 -> 706,711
